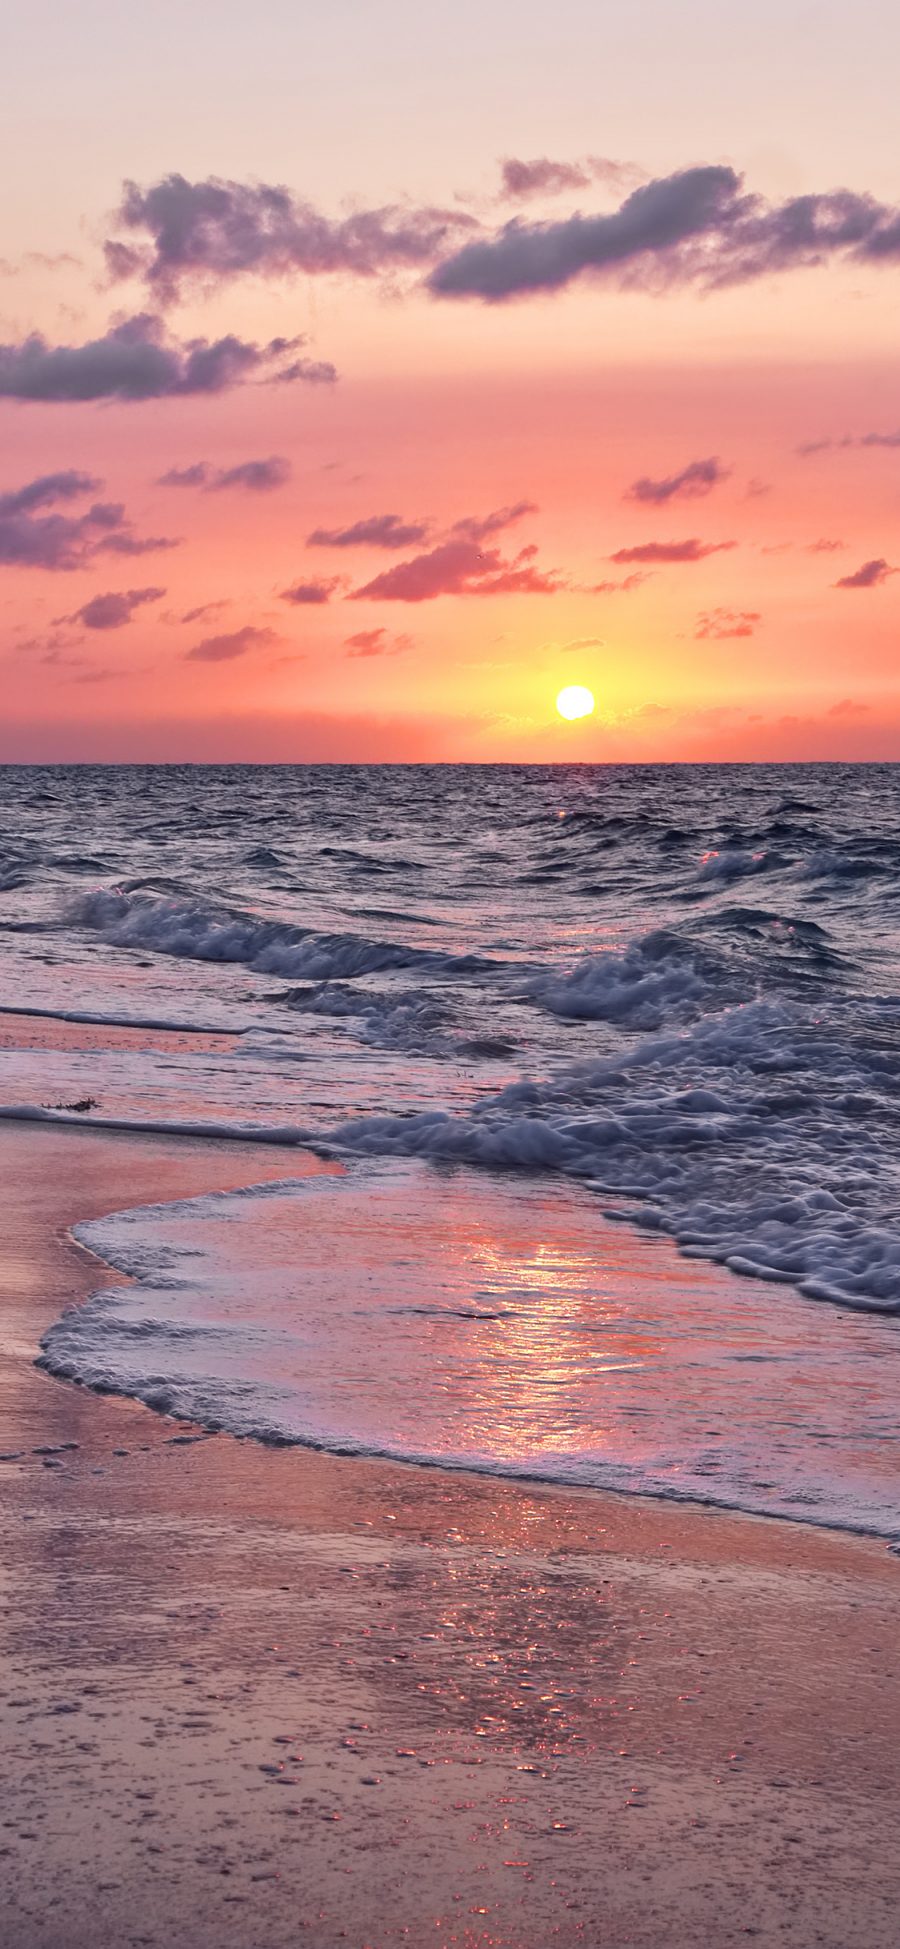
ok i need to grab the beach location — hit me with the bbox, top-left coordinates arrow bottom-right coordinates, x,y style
3,1119 -> 900,1949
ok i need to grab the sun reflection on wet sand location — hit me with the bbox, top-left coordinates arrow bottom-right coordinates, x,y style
40,1154 -> 900,1535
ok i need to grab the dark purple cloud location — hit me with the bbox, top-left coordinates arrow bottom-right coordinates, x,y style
308,512 -> 431,549
695,607 -> 760,639
105,174 -> 479,302
59,586 -> 166,630
610,538 -> 736,564
500,157 -> 644,201
0,472 -> 177,570
352,537 -> 562,602
429,163 -> 900,301
0,313 -> 334,402
159,455 -> 292,493
835,558 -> 897,589
279,578 -> 339,605
626,457 -> 730,504
185,625 -> 278,663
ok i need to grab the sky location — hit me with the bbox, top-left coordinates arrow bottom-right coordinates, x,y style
1,0 -> 899,762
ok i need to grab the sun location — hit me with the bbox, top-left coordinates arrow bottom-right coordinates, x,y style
556,684 -> 595,721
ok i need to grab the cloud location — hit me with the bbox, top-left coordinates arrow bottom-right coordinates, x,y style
0,312 -> 334,402
449,500 -> 537,542
429,162 -> 900,301
307,512 -> 430,549
610,538 -> 736,564
105,174 -> 479,302
798,430 -> 900,455
626,456 -> 730,504
179,601 -> 230,624
159,455 -> 292,493
344,628 -> 412,658
827,697 -> 870,718
0,472 -> 177,570
0,250 -> 82,277
835,558 -> 897,589
0,470 -> 103,516
279,578 -> 339,605
590,572 -> 647,592
68,665 -> 130,686
499,157 -> 643,201
185,624 -> 279,662
805,538 -> 845,553
352,535 -> 562,602
58,586 -> 166,630
695,606 -> 760,639
158,463 -> 209,488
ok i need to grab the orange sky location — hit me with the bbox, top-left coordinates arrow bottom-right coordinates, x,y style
2,0 -> 899,761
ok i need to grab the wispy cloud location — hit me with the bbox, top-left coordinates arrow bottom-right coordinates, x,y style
279,578 -> 340,605
625,457 -> 730,504
695,606 -> 760,639
610,538 -> 736,564
798,430 -> 900,456
159,456 -> 292,493
185,625 -> 279,662
499,157 -> 643,201
308,512 -> 430,549
344,628 -> 412,658
179,600 -> 230,625
589,572 -> 648,592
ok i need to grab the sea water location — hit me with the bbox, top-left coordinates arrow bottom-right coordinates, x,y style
3,761 -> 899,1533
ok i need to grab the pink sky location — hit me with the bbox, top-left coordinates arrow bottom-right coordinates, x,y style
2,0 -> 899,760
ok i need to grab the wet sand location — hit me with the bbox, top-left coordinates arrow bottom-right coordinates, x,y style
2,1121 -> 900,1949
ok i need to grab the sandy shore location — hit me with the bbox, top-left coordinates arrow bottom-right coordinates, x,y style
2,1121 -> 900,1949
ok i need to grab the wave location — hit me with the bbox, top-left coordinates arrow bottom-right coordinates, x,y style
75,888 -> 493,983
333,995 -> 900,1315
527,916 -> 845,1032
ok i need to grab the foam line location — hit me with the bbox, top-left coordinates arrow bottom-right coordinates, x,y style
0,1003 -> 240,1036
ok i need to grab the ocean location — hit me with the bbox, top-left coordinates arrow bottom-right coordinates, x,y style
3,760 -> 899,1538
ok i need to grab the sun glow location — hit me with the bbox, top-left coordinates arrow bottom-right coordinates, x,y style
556,685 -> 596,721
